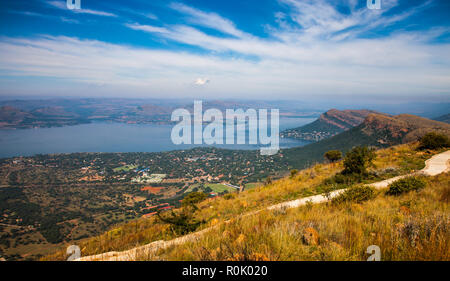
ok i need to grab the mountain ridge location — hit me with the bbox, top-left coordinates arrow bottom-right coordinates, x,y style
280,109 -> 383,142
284,113 -> 450,169
434,113 -> 450,124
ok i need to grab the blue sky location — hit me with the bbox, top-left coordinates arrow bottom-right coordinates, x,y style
0,0 -> 449,102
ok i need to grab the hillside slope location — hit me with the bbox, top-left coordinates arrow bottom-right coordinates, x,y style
280,109 -> 381,141
434,113 -> 450,124
284,113 -> 450,169
148,172 -> 449,261
43,143 -> 448,261
73,149 -> 450,261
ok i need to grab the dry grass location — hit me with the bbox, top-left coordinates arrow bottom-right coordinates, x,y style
43,143 -> 446,261
147,173 -> 449,261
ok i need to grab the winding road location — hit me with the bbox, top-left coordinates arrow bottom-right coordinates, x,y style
77,150 -> 450,261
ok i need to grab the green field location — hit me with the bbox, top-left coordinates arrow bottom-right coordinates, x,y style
244,182 -> 261,190
185,183 -> 236,194
113,165 -> 138,172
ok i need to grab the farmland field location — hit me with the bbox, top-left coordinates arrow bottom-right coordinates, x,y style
113,165 -> 138,172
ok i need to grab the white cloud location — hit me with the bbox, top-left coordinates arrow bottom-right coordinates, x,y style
1,1 -> 449,100
170,2 -> 247,38
194,78 -> 210,86
144,13 -> 158,20
125,23 -> 169,34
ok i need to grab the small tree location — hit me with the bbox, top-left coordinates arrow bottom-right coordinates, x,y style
181,192 -> 207,208
290,169 -> 298,178
418,132 -> 450,150
342,146 -> 375,176
157,192 -> 207,235
324,150 -> 342,163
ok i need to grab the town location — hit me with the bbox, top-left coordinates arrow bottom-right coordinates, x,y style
0,147 -> 288,260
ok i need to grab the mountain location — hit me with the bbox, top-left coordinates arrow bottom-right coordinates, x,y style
0,106 -> 33,122
0,98 -> 319,129
31,106 -> 77,118
280,109 -> 382,142
284,113 -> 450,168
0,106 -> 34,128
434,113 -> 450,124
0,105 -> 88,129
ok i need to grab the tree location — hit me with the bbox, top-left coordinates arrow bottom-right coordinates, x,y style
290,169 -> 298,178
418,132 -> 450,150
324,150 -> 342,163
181,192 -> 207,208
342,146 -> 375,176
157,192 -> 207,235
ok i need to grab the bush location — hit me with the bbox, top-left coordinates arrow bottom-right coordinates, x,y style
158,192 -> 207,235
342,146 -> 376,176
386,176 -> 427,195
290,169 -> 298,178
332,185 -> 375,204
324,150 -> 342,163
182,192 -> 207,207
418,132 -> 450,150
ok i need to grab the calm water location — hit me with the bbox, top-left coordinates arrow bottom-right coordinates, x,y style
0,117 -> 315,158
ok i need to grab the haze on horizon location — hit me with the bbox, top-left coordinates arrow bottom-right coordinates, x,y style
0,0 -> 450,103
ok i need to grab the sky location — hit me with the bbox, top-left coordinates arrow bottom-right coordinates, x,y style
0,0 -> 449,102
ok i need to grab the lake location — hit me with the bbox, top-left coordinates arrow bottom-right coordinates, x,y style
0,117 -> 315,158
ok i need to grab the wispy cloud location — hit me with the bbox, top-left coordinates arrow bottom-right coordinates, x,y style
169,2 -> 247,38
8,10 -> 47,18
125,23 -> 169,34
8,9 -> 80,24
1,0 -> 449,100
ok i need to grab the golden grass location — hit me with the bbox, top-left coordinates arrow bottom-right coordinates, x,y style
146,173 -> 449,261
43,143 -> 446,261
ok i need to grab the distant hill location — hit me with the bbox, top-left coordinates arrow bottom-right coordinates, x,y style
0,106 -> 33,124
433,113 -> 450,124
0,105 -> 89,129
0,98 -> 317,129
284,113 -> 450,168
0,106 -> 35,128
280,109 -> 382,142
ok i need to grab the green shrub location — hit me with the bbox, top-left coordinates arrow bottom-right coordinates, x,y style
324,150 -> 342,163
290,169 -> 299,178
418,132 -> 450,150
386,176 -> 427,195
182,192 -> 207,207
342,146 -> 376,176
332,185 -> 375,204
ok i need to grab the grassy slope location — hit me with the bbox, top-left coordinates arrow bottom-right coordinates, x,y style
152,172 -> 449,261
43,143 -> 447,260
284,125 -> 377,169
